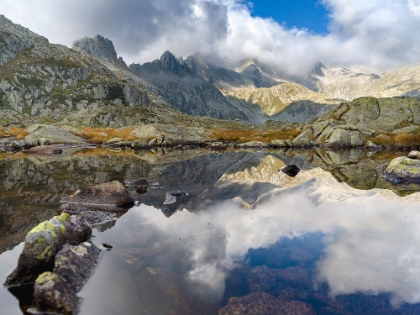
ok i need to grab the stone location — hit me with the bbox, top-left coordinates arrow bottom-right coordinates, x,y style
325,128 -> 351,147
383,156 -> 420,184
4,213 -> 91,285
106,137 -> 122,145
292,129 -> 313,147
61,181 -> 134,208
131,139 -> 148,148
33,242 -> 101,315
408,150 -> 420,159
24,125 -> 86,146
236,141 -> 271,148
270,139 -> 290,147
366,140 -> 384,151
33,272 -> 79,315
281,164 -> 300,177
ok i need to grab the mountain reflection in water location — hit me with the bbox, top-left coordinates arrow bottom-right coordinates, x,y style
1,148 -> 420,314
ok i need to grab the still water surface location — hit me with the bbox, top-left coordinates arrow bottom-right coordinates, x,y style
0,148 -> 420,314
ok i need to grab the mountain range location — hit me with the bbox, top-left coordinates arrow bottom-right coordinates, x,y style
2,14 -> 420,128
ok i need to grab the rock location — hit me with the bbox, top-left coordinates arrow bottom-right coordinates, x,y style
61,181 -> 134,208
4,213 -> 91,285
271,139 -> 290,147
72,34 -> 118,60
236,141 -> 271,148
325,128 -> 351,147
33,242 -> 100,315
292,129 -> 313,147
130,124 -> 209,146
106,137 -> 122,145
131,139 -> 148,148
383,156 -> 420,184
408,150 -> 420,159
125,178 -> 149,187
219,292 -> 315,315
280,164 -> 300,177
24,125 -> 86,146
366,140 -> 384,151
33,272 -> 79,315
164,190 -> 188,204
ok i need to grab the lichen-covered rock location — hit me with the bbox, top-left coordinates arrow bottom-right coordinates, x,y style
61,181 -> 134,207
383,156 -> 420,184
4,213 -> 91,285
247,266 -> 277,293
33,272 -> 79,315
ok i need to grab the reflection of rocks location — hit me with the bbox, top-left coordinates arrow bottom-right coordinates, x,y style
247,265 -> 277,293
281,164 -> 300,177
219,292 -> 315,315
62,181 -> 134,208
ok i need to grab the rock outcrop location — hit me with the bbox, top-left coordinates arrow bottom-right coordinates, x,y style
383,156 -> 420,184
61,181 -> 134,208
4,213 -> 91,285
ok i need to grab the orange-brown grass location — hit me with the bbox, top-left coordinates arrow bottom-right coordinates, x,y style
0,127 -> 5,137
369,132 -> 420,147
211,128 -> 301,143
71,127 -> 137,144
7,127 -> 29,140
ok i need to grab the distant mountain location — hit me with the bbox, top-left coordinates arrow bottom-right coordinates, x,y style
2,14 -> 420,128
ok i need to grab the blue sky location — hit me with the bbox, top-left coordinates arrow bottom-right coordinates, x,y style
250,0 -> 330,34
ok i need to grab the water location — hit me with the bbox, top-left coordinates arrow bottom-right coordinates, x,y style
1,147 -> 420,314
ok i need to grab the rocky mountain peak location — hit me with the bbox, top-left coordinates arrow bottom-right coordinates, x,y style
0,15 -> 49,66
72,34 -> 118,61
159,50 -> 185,75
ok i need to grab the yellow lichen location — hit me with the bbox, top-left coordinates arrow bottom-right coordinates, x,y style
56,212 -> 70,223
28,221 -> 57,238
38,245 -> 53,260
59,225 -> 66,234
37,237 -> 45,246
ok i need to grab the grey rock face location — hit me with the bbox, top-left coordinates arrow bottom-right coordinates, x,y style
0,15 -> 48,66
72,34 -> 118,60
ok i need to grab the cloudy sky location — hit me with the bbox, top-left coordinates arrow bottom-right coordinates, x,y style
2,0 -> 420,76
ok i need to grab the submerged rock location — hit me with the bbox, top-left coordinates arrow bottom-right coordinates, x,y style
280,164 -> 300,177
383,156 -> 420,184
219,292 -> 315,315
33,242 -> 101,315
4,213 -> 91,286
61,181 -> 134,208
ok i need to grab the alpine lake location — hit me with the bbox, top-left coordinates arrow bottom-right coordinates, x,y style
1,146 -> 420,315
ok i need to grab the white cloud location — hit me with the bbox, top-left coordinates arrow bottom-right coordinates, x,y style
2,0 -> 420,76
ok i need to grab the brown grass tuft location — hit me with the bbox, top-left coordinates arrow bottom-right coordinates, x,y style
7,127 -> 29,139
0,127 -> 5,138
368,132 -> 420,147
